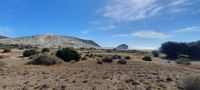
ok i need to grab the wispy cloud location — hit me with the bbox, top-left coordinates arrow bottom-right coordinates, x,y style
173,26 -> 200,33
132,31 -> 170,39
98,0 -> 163,22
169,0 -> 188,6
113,30 -> 171,39
97,0 -> 196,22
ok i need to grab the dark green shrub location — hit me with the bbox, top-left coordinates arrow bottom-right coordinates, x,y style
97,60 -> 103,64
125,56 -> 131,60
183,75 -> 200,90
97,54 -> 103,58
81,57 -> 87,60
118,59 -> 127,64
2,49 -> 11,53
23,50 -> 39,57
27,54 -> 64,66
112,54 -> 122,59
42,48 -> 50,52
102,56 -> 113,63
56,48 -> 81,62
142,56 -> 152,61
152,50 -> 160,57
175,58 -> 191,65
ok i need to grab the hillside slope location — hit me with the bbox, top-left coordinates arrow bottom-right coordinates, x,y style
0,34 -> 101,48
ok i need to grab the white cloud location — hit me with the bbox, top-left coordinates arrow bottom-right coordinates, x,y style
169,0 -> 188,6
97,0 -> 196,22
132,31 -> 170,39
0,26 -> 14,37
113,30 -> 170,39
98,0 -> 163,22
173,26 -> 200,33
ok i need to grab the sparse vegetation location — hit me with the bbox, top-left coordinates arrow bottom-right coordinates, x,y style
23,50 -> 39,57
142,56 -> 152,61
118,59 -> 127,64
27,54 -> 64,66
56,48 -> 81,62
183,75 -> 200,90
81,57 -> 87,60
0,55 -> 9,59
124,56 -> 131,60
2,49 -> 11,53
175,58 -> 191,65
102,56 -> 113,63
42,48 -> 50,52
0,61 -> 6,66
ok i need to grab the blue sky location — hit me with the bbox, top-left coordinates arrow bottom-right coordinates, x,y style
0,0 -> 200,49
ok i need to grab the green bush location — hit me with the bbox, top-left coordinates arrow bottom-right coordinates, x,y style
152,50 -> 160,57
112,54 -> 122,59
2,49 -> 11,53
124,56 -> 131,60
175,58 -> 191,65
97,60 -> 103,64
42,48 -> 50,52
118,59 -> 127,64
81,57 -> 87,60
23,50 -> 39,57
27,54 -> 64,66
56,48 -> 81,62
142,56 -> 152,61
102,56 -> 113,63
183,75 -> 200,90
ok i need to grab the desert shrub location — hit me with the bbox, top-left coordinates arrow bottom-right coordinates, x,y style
42,48 -> 50,52
118,59 -> 127,64
81,57 -> 87,60
152,50 -> 160,57
85,53 -> 89,57
112,54 -> 122,59
2,49 -> 11,53
0,55 -> 9,59
0,61 -> 6,66
124,56 -> 131,60
102,56 -> 113,63
175,58 -> 191,65
97,60 -> 103,64
97,54 -> 103,58
142,56 -> 152,61
27,54 -> 64,66
56,48 -> 81,62
183,75 -> 200,90
88,54 -> 94,58
23,50 -> 39,57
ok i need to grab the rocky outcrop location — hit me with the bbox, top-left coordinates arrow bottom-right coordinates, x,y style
0,36 -> 8,39
0,34 -> 101,49
116,44 -> 128,50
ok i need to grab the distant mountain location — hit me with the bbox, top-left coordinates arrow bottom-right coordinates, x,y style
116,44 -> 128,50
0,36 -> 8,39
0,34 -> 101,49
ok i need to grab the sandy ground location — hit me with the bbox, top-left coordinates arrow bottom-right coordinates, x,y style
0,49 -> 200,90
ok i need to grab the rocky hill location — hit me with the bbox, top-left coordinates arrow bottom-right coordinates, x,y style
116,44 -> 128,50
0,36 -> 8,39
0,34 -> 101,49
